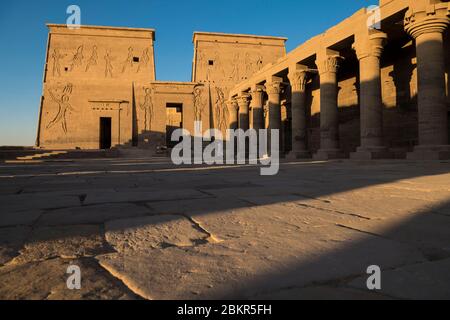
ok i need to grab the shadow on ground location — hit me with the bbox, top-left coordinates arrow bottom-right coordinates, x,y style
0,158 -> 449,299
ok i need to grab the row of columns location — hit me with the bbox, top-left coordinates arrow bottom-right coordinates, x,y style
227,2 -> 450,160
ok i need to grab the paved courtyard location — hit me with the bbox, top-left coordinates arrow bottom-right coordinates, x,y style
1,158 -> 450,300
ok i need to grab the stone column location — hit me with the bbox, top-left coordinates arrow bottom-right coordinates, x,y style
313,49 -> 345,160
237,93 -> 251,131
288,65 -> 311,159
351,30 -> 391,160
405,1 -> 450,160
226,99 -> 239,130
265,76 -> 283,155
250,84 -> 265,132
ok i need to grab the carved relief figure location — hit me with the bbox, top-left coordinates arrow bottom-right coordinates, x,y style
244,53 -> 253,78
256,55 -> 264,71
193,86 -> 205,121
85,45 -> 98,72
263,101 -> 269,128
140,86 -> 154,131
69,45 -> 84,71
197,50 -> 207,80
214,87 -> 227,131
122,47 -> 134,73
51,48 -> 65,77
137,48 -> 150,73
104,49 -> 114,78
213,50 -> 225,79
230,53 -> 240,82
46,83 -> 75,134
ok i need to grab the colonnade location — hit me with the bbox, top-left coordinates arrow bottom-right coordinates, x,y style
227,1 -> 450,160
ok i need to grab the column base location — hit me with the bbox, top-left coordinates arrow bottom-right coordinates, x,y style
286,150 -> 312,160
313,149 -> 346,160
407,145 -> 450,160
350,147 -> 393,160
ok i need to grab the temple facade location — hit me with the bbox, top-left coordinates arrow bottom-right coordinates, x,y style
36,26 -> 286,150
36,0 -> 450,159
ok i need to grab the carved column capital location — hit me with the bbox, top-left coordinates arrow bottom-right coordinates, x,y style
250,84 -> 264,107
250,84 -> 265,94
226,99 -> 239,112
265,80 -> 282,95
237,93 -> 251,107
288,69 -> 308,92
353,30 -> 388,60
317,54 -> 343,75
404,2 -> 450,38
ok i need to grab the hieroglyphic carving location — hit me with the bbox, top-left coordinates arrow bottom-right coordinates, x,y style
69,45 -> 84,71
213,50 -> 225,79
85,45 -> 98,72
46,83 -> 75,134
197,50 -> 207,80
140,86 -> 154,131
137,48 -> 150,73
51,48 -> 66,77
104,49 -> 114,78
193,86 -> 206,121
122,47 -> 134,73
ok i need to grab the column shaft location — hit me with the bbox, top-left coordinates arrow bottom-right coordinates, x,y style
404,2 -> 450,160
237,94 -> 250,131
313,52 -> 345,160
288,67 -> 310,158
251,85 -> 264,132
416,31 -> 448,146
226,100 -> 239,130
265,78 -> 282,155
351,31 -> 391,160
360,55 -> 383,147
320,65 -> 339,150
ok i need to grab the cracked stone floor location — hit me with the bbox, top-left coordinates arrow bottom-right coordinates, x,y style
0,158 -> 450,300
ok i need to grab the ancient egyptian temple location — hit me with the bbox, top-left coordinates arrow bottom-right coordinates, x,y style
36,0 -> 450,160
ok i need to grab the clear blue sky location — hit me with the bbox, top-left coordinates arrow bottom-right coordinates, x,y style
0,0 -> 375,146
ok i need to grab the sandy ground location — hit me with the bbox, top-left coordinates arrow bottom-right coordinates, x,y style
0,158 -> 450,300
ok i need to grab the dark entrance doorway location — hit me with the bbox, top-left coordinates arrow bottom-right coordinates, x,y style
166,103 -> 183,148
99,117 -> 112,149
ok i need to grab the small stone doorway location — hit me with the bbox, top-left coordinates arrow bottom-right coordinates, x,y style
166,103 -> 183,148
99,117 -> 112,149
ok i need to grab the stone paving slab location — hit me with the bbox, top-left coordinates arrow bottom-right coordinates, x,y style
0,159 -> 449,300
0,193 -> 81,212
0,209 -> 42,227
37,203 -> 152,227
252,285 -> 393,300
98,203 -> 426,299
0,226 -> 31,265
12,225 -> 111,265
83,188 -> 211,205
347,258 -> 450,299
105,215 -> 210,253
0,257 -> 140,300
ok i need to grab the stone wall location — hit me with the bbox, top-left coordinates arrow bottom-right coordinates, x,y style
192,32 -> 286,131
37,25 -> 156,149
